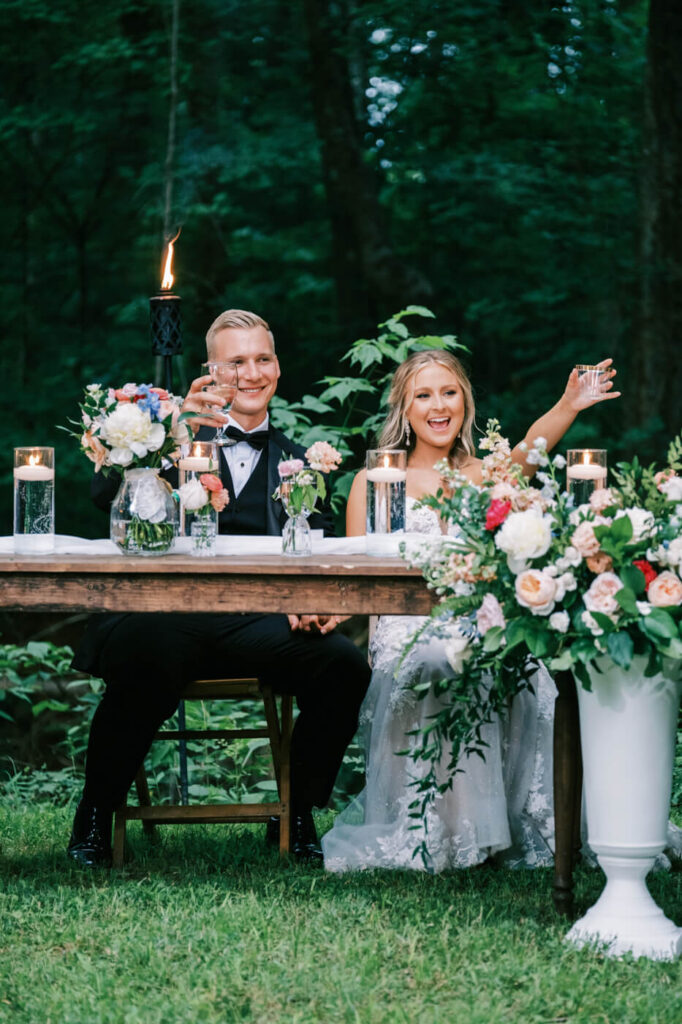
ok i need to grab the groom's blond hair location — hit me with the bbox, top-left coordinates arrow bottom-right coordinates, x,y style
206,309 -> 275,356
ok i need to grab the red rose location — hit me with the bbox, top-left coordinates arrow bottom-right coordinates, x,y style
633,559 -> 657,591
199,473 -> 223,493
485,499 -> 512,531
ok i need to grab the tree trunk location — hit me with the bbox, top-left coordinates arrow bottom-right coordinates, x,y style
301,0 -> 432,336
637,1 -> 682,435
163,0 -> 180,243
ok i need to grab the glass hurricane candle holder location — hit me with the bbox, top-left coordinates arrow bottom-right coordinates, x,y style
178,441 -> 219,536
566,449 -> 607,505
13,447 -> 55,553
365,449 -> 407,556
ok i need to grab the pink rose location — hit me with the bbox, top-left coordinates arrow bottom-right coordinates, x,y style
515,569 -> 557,616
585,551 -> 613,574
647,571 -> 682,608
589,488 -> 615,513
476,593 -> 506,635
305,441 -> 342,473
583,572 -> 623,617
278,458 -> 305,478
199,473 -> 223,493
654,469 -> 674,491
571,520 -> 602,558
82,430 -> 108,471
210,488 -> 230,513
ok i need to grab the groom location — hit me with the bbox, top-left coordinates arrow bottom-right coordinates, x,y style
68,309 -> 370,867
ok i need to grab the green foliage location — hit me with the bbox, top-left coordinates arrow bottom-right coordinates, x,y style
270,307 -> 465,511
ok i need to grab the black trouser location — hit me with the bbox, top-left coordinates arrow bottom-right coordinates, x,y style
81,613 -> 370,812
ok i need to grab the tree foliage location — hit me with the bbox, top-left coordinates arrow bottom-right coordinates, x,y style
0,0 -> 660,537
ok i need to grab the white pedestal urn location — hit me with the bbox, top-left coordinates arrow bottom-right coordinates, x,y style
566,654 -> 682,960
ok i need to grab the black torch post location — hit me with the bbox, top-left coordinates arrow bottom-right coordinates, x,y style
149,232 -> 189,803
150,231 -> 183,392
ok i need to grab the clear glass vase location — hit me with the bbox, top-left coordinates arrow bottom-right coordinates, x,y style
190,512 -> 217,557
110,467 -> 179,556
282,512 -> 312,556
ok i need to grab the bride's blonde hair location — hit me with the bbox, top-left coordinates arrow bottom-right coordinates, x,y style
377,350 -> 476,465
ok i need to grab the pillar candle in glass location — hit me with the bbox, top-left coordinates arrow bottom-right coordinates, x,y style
566,449 -> 607,505
13,447 -> 55,553
178,441 -> 219,537
365,449 -> 407,556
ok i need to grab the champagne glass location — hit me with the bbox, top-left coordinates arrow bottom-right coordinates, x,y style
202,361 -> 239,446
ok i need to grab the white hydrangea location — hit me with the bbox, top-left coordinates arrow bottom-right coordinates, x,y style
549,611 -> 570,633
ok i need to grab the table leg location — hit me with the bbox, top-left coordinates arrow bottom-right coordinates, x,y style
552,669 -> 582,917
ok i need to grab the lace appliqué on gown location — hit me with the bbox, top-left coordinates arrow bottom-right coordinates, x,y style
323,497 -> 557,873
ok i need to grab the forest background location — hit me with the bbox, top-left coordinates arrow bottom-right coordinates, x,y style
0,0 -> 679,541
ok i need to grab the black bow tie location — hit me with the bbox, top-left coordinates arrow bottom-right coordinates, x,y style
223,425 -> 270,451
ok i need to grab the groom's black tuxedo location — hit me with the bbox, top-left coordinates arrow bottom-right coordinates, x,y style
73,425 -> 369,814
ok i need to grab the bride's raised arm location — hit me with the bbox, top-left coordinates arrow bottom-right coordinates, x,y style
510,357 -> 620,475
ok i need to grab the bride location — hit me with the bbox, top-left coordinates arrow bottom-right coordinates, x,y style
322,350 -> 619,872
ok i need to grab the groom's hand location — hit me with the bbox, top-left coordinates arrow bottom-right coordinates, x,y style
288,614 -> 349,635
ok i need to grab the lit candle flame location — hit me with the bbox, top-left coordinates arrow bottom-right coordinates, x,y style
582,451 -> 592,466
383,454 -> 390,469
29,454 -> 40,467
193,443 -> 201,458
160,228 -> 181,291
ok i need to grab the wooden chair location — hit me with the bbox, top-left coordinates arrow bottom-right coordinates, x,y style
113,678 -> 293,867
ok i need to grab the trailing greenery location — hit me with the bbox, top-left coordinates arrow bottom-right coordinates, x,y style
1,806 -> 682,1024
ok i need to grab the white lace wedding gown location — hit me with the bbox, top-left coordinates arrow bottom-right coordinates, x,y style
322,498 -> 557,873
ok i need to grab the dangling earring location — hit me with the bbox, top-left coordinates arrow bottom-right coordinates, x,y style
403,417 -> 411,445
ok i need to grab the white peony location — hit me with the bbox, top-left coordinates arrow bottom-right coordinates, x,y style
178,477 -> 208,511
100,404 -> 165,465
661,476 -> 682,502
494,509 -> 553,573
615,506 -> 655,543
664,537 -> 682,573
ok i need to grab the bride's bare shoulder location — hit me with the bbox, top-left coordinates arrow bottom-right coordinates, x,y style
457,456 -> 483,485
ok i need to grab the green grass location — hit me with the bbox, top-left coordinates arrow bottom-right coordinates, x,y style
1,807 -> 682,1024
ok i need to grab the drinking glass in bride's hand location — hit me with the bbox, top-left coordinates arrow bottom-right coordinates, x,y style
201,361 -> 239,446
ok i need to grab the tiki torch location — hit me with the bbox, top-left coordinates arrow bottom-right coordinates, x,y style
150,230 -> 182,392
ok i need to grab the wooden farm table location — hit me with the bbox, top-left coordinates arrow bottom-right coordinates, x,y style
0,550 -> 581,910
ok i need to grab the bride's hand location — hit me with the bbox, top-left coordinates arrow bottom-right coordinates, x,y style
562,358 -> 621,412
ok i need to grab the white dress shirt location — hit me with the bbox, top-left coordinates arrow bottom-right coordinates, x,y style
222,414 -> 269,497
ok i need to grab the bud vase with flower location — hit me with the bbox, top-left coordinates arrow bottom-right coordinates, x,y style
275,441 -> 342,556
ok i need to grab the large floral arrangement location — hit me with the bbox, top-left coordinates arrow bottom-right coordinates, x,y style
403,421 -> 682,833
68,382 -> 191,472
275,441 -> 343,516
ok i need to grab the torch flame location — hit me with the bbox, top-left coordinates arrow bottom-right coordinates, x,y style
160,228 -> 181,291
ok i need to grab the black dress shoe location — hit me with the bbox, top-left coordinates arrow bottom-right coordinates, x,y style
67,800 -> 113,868
265,811 -> 324,863
291,810 -> 323,864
